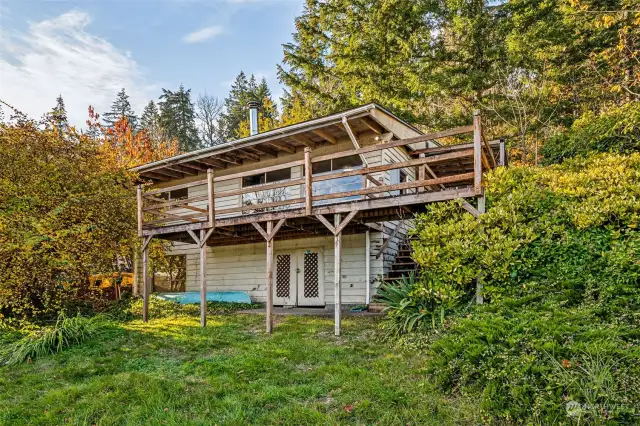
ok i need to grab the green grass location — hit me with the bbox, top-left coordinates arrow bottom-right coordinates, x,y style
0,312 -> 479,425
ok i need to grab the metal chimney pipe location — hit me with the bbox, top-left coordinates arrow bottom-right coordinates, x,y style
248,101 -> 259,136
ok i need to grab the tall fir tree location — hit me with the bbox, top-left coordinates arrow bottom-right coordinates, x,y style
140,100 -> 162,142
220,71 -> 279,139
158,85 -> 201,152
49,94 -> 68,131
103,88 -> 138,130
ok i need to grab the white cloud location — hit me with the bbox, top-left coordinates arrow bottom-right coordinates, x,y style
182,26 -> 223,43
0,10 -> 154,127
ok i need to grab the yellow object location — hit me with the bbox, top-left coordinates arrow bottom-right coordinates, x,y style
89,272 -> 134,290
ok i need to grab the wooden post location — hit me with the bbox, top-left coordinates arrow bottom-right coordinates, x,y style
476,189 -> 486,305
365,229 -> 371,305
207,169 -> 215,227
266,221 -> 274,334
498,138 -> 506,167
473,110 -> 483,195
334,213 -> 342,336
142,245 -> 149,322
200,230 -> 207,327
418,154 -> 426,193
304,148 -> 312,215
136,184 -> 143,237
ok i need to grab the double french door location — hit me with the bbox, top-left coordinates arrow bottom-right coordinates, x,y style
274,249 -> 324,307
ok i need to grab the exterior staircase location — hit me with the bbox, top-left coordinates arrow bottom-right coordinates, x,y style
383,236 -> 419,283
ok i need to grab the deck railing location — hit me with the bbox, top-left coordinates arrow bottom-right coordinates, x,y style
137,112 -> 502,235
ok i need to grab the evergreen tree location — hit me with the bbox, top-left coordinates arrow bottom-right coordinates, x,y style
103,88 -> 138,130
158,85 -> 201,152
49,94 -> 68,130
219,71 -> 279,140
140,100 -> 162,142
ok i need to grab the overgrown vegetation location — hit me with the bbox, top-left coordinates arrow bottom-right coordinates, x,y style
1,313 -> 108,366
382,152 -> 640,423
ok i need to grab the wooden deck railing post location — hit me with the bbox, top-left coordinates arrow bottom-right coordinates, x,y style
473,110 -> 483,195
499,138 -> 506,167
304,148 -> 313,215
137,184 -> 143,237
207,168 -> 215,227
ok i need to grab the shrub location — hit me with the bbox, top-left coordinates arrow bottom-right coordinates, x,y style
387,153 -> 640,422
1,313 -> 107,365
542,102 -> 640,164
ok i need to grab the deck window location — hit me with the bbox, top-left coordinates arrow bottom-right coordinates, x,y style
158,187 -> 188,201
242,168 -> 293,212
310,155 -> 364,204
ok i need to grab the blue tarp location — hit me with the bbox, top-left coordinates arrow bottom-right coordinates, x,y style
154,291 -> 251,304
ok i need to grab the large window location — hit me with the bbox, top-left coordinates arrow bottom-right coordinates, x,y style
242,168 -> 293,212
158,187 -> 188,201
153,255 -> 186,293
310,155 -> 364,204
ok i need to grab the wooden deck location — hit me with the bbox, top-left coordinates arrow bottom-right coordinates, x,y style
136,111 -> 505,334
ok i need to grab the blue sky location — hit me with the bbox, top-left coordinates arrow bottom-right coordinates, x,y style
0,0 -> 304,126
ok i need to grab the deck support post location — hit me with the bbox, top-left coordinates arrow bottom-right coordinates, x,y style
476,190 -> 486,305
142,243 -> 149,322
498,138 -> 506,167
266,221 -> 274,334
251,219 -> 285,334
199,229 -> 208,327
365,230 -> 371,305
334,213 -> 342,336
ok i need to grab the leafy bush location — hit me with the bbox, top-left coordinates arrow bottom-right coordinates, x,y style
542,102 -> 640,164
1,313 -> 107,365
387,153 -> 640,423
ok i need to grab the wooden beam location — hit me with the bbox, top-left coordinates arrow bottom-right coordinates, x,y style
235,149 -> 261,162
217,154 -> 242,165
334,213 -> 342,336
139,172 -> 170,182
499,138 -> 506,166
375,220 -> 404,259
199,229 -> 207,327
270,218 -> 286,240
142,187 -> 477,237
360,116 -> 384,134
460,200 -> 480,218
314,214 -> 336,234
152,168 -> 184,179
251,222 -> 269,241
267,142 -> 296,154
342,117 -> 368,167
187,230 -> 200,245
197,158 -> 227,169
178,162 -> 207,171
166,165 -> 199,175
248,146 -> 277,158
312,128 -> 337,144
304,148 -> 313,215
266,221 -> 274,334
473,111 -> 483,195
290,134 -> 315,149
335,209 -> 358,235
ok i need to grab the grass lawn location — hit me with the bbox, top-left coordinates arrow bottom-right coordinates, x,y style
0,312 -> 479,425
